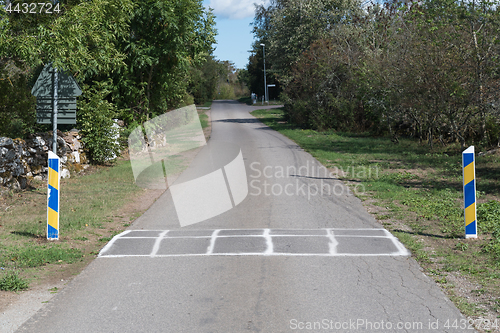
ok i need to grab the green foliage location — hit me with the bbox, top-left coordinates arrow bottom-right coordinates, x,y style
113,0 -> 216,123
0,0 -> 217,163
251,0 -> 500,146
78,81 -> 120,164
12,245 -> 83,268
0,271 -> 29,291
477,200 -> 500,259
477,200 -> 500,234
0,63 -> 36,138
188,56 -> 224,104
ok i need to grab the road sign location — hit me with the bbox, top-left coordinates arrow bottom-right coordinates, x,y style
32,63 -> 82,98
463,146 -> 477,238
32,63 -> 81,125
36,97 -> 77,124
47,151 -> 60,240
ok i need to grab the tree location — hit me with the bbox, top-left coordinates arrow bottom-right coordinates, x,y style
112,0 -> 216,124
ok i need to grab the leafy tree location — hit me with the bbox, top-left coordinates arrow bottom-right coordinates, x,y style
188,56 -> 225,104
113,0 -> 216,124
78,80 -> 120,164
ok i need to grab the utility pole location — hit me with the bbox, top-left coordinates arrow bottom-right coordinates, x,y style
260,43 -> 268,104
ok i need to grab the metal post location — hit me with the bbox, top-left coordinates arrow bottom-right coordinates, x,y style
261,43 -> 268,104
52,67 -> 58,153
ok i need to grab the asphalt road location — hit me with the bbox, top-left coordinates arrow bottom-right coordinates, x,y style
18,100 -> 471,333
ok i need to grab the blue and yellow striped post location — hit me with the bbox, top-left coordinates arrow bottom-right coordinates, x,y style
47,151 -> 60,240
463,146 -> 477,239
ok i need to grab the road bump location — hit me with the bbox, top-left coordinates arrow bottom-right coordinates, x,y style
98,228 -> 410,257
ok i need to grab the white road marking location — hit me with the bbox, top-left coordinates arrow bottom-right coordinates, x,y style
98,228 -> 410,258
384,229 -> 411,256
327,229 -> 338,255
99,230 -> 131,255
150,230 -> 169,257
206,229 -> 220,254
263,228 -> 273,254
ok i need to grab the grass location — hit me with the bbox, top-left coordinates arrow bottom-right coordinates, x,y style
199,112 -> 209,129
0,271 -> 29,291
238,97 -> 282,106
251,107 -> 500,322
0,158 -> 146,290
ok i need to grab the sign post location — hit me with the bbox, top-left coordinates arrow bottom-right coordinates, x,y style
52,68 -> 58,152
463,146 -> 477,238
47,151 -> 60,240
31,63 -> 81,239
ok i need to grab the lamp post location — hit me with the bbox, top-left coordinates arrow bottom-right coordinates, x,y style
260,43 -> 268,103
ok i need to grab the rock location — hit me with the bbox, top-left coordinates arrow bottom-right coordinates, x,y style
33,136 -> 45,146
1,129 -> 91,189
0,137 -> 14,148
71,151 -> 80,164
4,150 -> 15,162
60,169 -> 70,179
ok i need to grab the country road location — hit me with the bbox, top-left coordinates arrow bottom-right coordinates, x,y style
18,100 -> 470,333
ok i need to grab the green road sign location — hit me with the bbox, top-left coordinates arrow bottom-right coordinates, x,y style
36,97 -> 77,124
31,63 -> 81,125
32,64 -> 82,98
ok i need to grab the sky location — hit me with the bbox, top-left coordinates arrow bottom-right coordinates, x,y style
203,0 -> 269,70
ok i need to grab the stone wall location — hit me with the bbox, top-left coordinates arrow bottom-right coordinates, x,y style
0,130 -> 89,189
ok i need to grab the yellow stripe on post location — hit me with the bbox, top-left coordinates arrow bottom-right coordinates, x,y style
464,162 -> 474,185
463,163 -> 474,186
48,207 -> 59,230
47,151 -> 60,240
465,202 -> 476,226
48,167 -> 59,190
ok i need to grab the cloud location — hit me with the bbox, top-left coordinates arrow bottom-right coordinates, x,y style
208,0 -> 268,20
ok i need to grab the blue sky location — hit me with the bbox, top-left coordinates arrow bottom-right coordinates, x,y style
202,0 -> 269,69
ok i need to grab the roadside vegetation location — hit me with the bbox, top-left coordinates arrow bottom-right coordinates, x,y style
0,158 -> 143,291
0,0 -> 247,161
242,0 -> 500,150
252,108 -> 500,326
0,108 -> 211,291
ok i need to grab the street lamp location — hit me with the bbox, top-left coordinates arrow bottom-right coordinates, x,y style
260,43 -> 268,104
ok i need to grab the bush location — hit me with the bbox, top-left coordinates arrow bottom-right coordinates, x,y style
0,271 -> 29,291
77,80 -> 120,164
477,200 -> 500,259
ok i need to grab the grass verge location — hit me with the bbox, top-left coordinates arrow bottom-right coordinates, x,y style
251,107 -> 500,329
238,97 -> 282,106
0,109 -> 211,294
0,158 -> 147,290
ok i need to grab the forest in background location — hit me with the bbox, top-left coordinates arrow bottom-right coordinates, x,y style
0,0 -> 247,163
243,0 -> 500,150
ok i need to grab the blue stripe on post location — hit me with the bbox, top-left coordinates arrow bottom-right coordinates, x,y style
465,221 -> 476,235
48,185 -> 59,212
47,224 -> 58,238
464,181 -> 475,208
463,153 -> 474,167
48,158 -> 59,173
